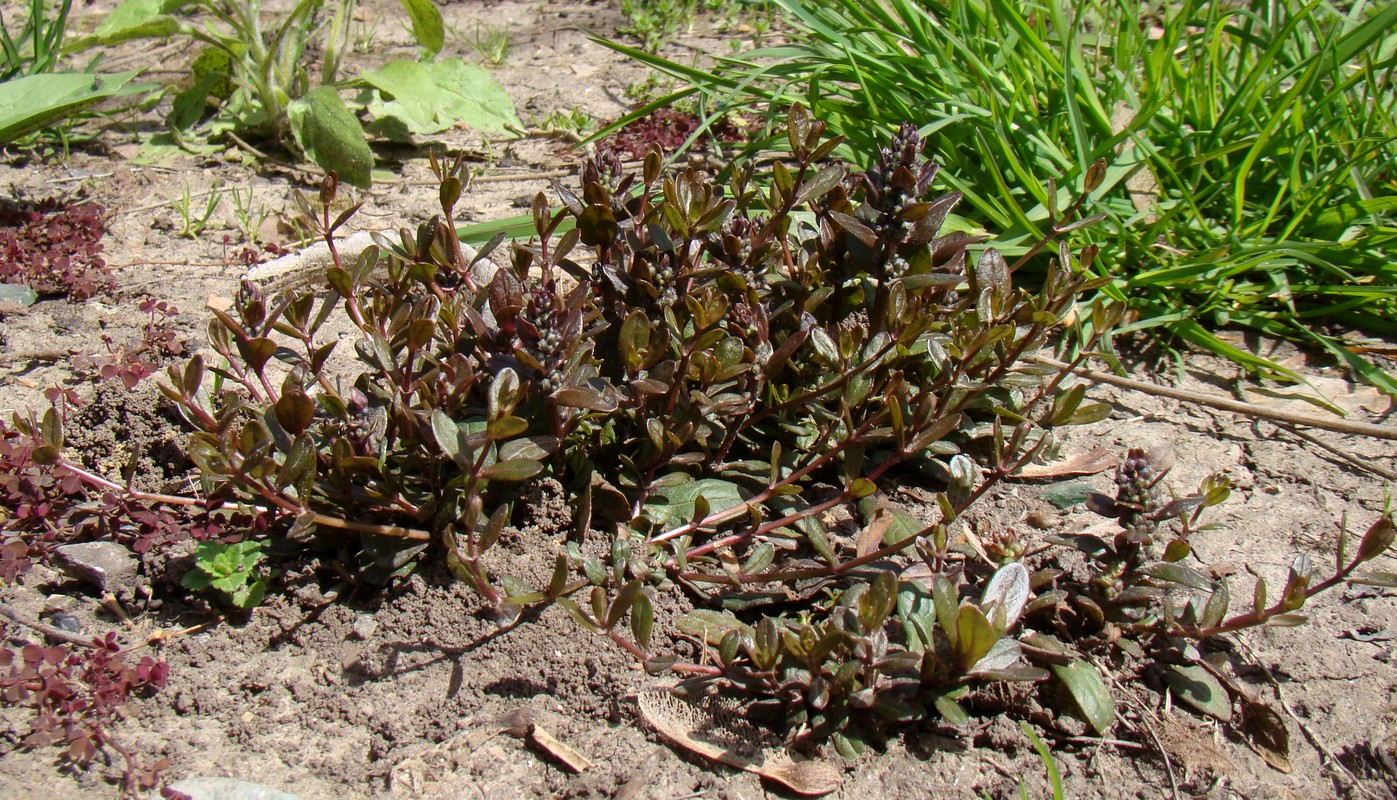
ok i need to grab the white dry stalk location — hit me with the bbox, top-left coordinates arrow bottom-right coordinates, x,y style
244,230 -> 498,295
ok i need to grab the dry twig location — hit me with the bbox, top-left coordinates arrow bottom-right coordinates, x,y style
1031,354 -> 1397,441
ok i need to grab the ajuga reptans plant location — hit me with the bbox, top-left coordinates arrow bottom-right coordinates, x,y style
17,106 -> 1395,756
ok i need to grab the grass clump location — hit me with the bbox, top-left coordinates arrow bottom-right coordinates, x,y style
600,0 -> 1397,392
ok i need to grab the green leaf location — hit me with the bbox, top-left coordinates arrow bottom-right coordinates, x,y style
1164,664 -> 1232,722
65,0 -> 180,50
1040,480 -> 1097,509
287,87 -> 373,188
1141,562 -> 1216,591
479,458 -> 544,482
630,590 -> 654,649
643,478 -> 749,529
180,570 -> 213,591
396,0 -> 445,54
431,409 -> 460,459
362,58 -> 521,140
953,604 -> 996,670
0,72 -> 142,144
932,692 -> 970,726
677,609 -> 752,646
848,477 -> 877,500
1051,661 -> 1116,735
1020,722 -> 1065,800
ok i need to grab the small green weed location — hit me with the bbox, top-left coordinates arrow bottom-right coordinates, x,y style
0,0 -> 73,80
539,108 -> 597,139
470,24 -> 511,66
1019,721 -> 1065,800
229,184 -> 269,243
69,0 -> 520,186
172,181 -> 223,240
181,540 -> 268,610
620,0 -> 763,52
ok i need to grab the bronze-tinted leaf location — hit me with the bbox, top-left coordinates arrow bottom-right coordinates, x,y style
275,389 -> 315,436
552,385 -> 617,412
795,163 -> 845,205
237,337 -> 278,373
181,354 -> 205,399
276,434 -> 316,491
577,204 -> 617,247
1357,514 -> 1396,563
1201,579 -> 1230,628
187,432 -> 231,476
829,210 -> 878,248
908,191 -> 962,245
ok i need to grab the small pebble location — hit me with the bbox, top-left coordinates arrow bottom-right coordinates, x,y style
49,612 -> 82,633
349,615 -> 377,641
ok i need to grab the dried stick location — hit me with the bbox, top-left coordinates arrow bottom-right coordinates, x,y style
1029,354 -> 1397,441
0,603 -> 102,648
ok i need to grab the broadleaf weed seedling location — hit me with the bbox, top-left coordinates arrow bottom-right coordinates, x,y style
181,540 -> 269,610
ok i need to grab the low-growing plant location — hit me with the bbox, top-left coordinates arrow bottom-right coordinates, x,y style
69,0 -> 521,186
601,104 -> 751,160
0,407 -> 193,796
0,635 -> 171,795
620,0 -> 763,52
469,24 -> 511,66
1,0 -> 74,80
0,198 -> 112,300
21,108 -> 1396,758
539,107 -> 597,141
172,180 -> 223,240
228,183 -> 269,244
181,539 -> 268,609
70,298 -> 185,389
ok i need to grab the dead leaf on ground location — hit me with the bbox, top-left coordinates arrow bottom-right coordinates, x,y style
637,688 -> 842,796
1012,447 -> 1118,479
1239,699 -> 1291,773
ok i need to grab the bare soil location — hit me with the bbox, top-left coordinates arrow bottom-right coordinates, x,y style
2,2 -> 1396,798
